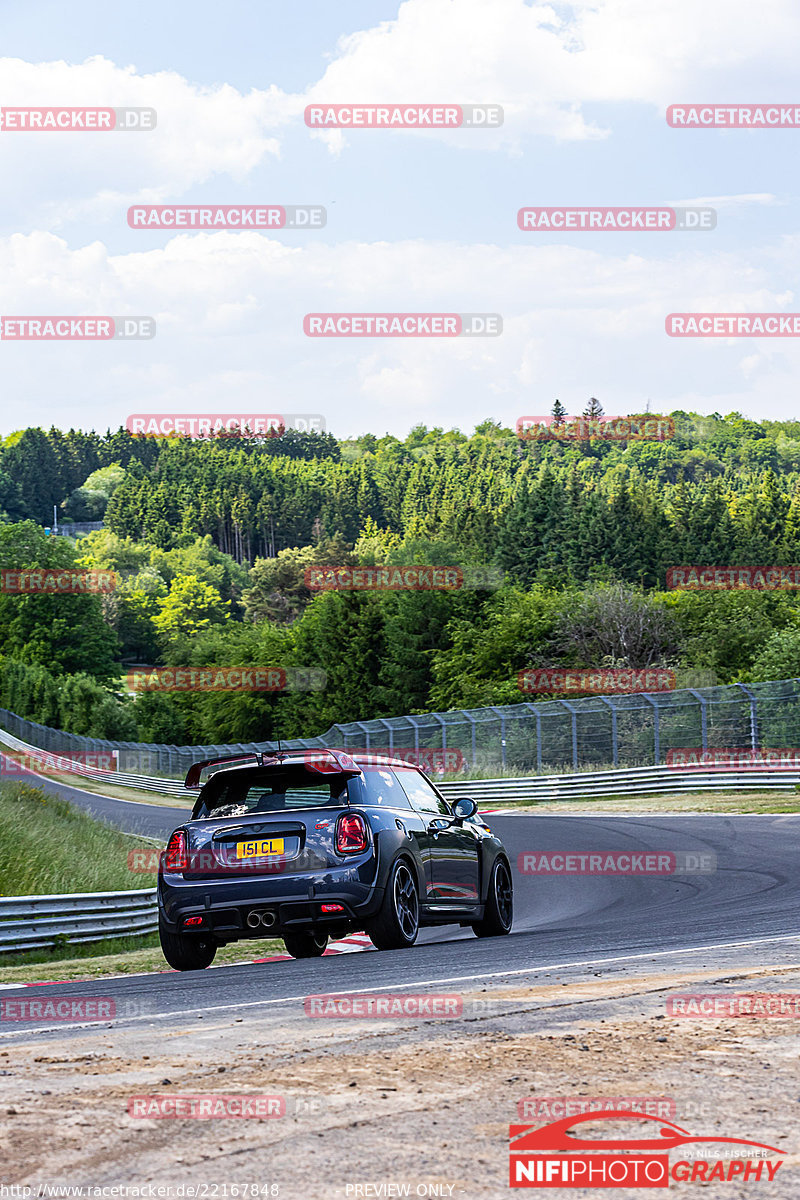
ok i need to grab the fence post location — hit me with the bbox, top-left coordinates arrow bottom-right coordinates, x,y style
488,707 -> 507,770
640,694 -> 661,765
377,718 -> 394,754
352,720 -> 371,751
558,700 -> 578,770
687,689 -> 708,752
326,724 -> 346,749
463,712 -> 477,770
427,714 -> 447,761
735,683 -> 759,750
523,704 -> 542,770
536,708 -> 542,770
599,697 -> 619,766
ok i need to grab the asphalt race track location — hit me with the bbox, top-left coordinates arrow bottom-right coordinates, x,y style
5,774 -> 800,1197
3,765 -> 800,1039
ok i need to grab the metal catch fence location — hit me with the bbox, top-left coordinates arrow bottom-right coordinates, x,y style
0,678 -> 798,777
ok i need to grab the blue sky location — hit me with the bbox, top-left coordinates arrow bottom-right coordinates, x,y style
1,0 -> 799,438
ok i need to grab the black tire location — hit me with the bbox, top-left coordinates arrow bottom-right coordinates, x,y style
365,859 -> 420,950
283,931 -> 329,959
472,858 -> 513,938
159,917 -> 217,971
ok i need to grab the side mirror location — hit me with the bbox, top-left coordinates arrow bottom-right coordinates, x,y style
452,796 -> 478,822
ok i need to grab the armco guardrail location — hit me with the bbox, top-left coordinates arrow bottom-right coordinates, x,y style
0,888 -> 157,954
439,764 -> 800,804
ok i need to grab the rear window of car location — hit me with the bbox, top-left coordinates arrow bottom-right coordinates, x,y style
193,768 -> 350,819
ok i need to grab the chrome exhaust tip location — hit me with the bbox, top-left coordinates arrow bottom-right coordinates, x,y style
260,911 -> 276,928
246,911 -> 262,929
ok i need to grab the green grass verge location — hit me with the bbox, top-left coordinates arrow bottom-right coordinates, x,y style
0,781 -> 160,896
0,782 -> 287,978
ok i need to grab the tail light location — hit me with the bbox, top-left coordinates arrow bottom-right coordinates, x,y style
320,903 -> 345,914
336,813 -> 368,854
183,915 -> 204,926
164,829 -> 188,872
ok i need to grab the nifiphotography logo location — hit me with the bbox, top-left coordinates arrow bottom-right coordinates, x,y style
509,1111 -> 784,1188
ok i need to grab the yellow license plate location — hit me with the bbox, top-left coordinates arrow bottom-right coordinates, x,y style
236,838 -> 285,859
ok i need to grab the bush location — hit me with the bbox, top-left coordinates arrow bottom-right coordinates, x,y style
0,658 -> 136,739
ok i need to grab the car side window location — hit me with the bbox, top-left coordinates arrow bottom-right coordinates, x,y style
394,769 -> 451,816
357,768 -> 412,808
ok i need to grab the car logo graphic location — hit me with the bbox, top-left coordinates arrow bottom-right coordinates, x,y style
509,1112 -> 785,1188
510,1110 -> 784,1154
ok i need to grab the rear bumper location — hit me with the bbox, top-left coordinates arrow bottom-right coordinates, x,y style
158,866 -> 384,939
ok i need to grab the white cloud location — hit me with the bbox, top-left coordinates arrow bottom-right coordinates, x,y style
3,0 -> 797,228
5,230 -> 800,436
667,194 -> 783,209
0,56 -> 295,226
303,0 -> 800,152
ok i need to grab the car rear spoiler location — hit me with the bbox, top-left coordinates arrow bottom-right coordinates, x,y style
183,748 -> 362,789
184,752 -> 264,789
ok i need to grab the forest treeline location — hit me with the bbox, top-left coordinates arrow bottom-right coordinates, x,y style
1,410 -> 800,744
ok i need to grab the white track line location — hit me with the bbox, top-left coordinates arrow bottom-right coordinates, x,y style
2,932 -> 799,1038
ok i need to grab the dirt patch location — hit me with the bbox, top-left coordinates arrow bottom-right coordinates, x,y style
1,961 -> 798,1197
